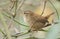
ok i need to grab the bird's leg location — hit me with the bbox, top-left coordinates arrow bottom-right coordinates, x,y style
28,29 -> 31,32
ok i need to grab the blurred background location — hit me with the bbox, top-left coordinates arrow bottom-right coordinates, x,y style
0,0 -> 60,39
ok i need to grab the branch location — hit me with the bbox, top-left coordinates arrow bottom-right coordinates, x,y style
48,0 -> 59,20
2,13 -> 28,27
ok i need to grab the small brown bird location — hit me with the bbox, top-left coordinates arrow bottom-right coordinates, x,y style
24,10 -> 54,32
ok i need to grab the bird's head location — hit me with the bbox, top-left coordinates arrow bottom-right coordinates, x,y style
24,10 -> 34,16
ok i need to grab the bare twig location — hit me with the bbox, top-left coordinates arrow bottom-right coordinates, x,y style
41,0 -> 47,16
0,12 -> 12,39
48,0 -> 59,20
12,31 -> 30,38
0,28 -> 6,36
8,0 -> 19,32
3,31 -> 30,38
17,0 -> 25,10
2,13 -> 28,27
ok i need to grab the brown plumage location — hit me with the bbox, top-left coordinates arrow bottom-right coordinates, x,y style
24,10 -> 54,32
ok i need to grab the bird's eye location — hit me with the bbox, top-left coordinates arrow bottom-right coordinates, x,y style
24,11 -> 31,14
24,12 -> 29,14
24,10 -> 34,15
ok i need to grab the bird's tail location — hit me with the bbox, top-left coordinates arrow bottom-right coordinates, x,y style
45,12 -> 54,19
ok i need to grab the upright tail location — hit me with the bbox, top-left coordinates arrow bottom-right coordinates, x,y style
45,12 -> 54,19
